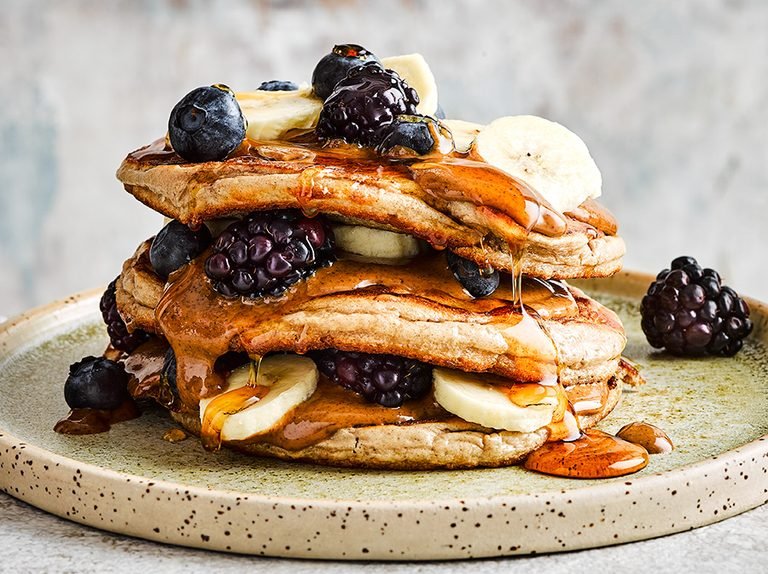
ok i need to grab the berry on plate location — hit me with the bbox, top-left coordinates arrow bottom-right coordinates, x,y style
641,256 -> 753,356
64,356 -> 129,410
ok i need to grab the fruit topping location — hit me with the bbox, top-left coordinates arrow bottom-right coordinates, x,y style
64,356 -> 130,410
443,119 -> 483,153
472,115 -> 602,214
237,86 -> 322,141
149,220 -> 212,280
204,210 -> 335,299
312,349 -> 432,408
641,256 -> 753,356
332,224 -> 420,260
432,368 -> 561,433
380,53 -> 439,116
446,252 -> 500,298
257,80 -> 299,92
199,355 -> 319,445
100,279 -> 149,352
168,85 -> 246,162
315,62 -> 419,148
311,43 -> 380,100
376,114 -> 445,156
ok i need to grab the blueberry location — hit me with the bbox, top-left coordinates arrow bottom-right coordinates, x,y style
64,356 -> 129,410
445,252 -> 500,298
311,43 -> 380,100
168,85 -> 246,162
376,115 -> 438,156
257,80 -> 299,92
149,220 -> 212,279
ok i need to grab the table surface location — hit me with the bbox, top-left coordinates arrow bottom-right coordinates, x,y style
0,492 -> 764,573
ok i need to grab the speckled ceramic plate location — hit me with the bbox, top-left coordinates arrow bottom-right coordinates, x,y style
1,272 -> 767,560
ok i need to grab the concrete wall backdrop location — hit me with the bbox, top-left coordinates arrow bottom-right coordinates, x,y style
1,0 -> 766,317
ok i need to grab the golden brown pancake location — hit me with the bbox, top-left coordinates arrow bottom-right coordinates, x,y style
167,375 -> 624,470
116,239 -> 626,414
113,134 -> 631,470
116,139 -> 625,280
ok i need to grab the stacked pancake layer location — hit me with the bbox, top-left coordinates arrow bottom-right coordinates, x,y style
111,135 -> 632,469
107,51 -> 633,470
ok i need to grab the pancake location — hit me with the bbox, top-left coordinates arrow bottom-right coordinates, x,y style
54,47 -> 647,475
116,139 -> 625,280
120,332 -> 634,470
166,371 -> 626,470
115,239 -> 626,415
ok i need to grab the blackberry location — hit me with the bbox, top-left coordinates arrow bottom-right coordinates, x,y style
64,356 -> 129,410
312,349 -> 432,408
315,62 -> 419,148
100,279 -> 149,352
204,210 -> 335,299
311,44 -> 380,100
641,256 -> 753,356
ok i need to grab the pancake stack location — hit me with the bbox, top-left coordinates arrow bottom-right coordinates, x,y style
107,47 -> 637,469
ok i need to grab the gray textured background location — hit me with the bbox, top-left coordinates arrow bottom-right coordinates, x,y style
1,0 -> 767,316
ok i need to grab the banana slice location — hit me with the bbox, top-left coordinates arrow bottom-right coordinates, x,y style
382,54 -> 439,116
471,115 -> 602,214
235,86 -> 323,141
443,119 -> 484,153
333,224 -> 420,261
199,354 -> 318,442
432,368 -> 562,433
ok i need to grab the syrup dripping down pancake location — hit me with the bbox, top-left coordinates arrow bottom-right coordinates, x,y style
117,139 -> 625,280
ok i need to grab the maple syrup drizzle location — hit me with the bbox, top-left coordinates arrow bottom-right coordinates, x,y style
250,376 -> 447,451
54,400 -> 140,435
409,156 -> 566,238
616,422 -> 674,454
199,355 -> 265,449
505,252 -> 579,448
567,382 -> 609,416
128,137 -> 569,240
523,429 -> 649,478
